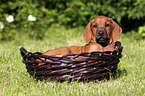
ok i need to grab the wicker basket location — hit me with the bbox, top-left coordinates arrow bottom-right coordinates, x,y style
20,41 -> 123,81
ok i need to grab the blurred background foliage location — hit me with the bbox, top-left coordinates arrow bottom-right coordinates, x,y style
0,0 -> 145,41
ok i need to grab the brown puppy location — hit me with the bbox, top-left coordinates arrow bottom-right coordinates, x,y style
43,16 -> 122,56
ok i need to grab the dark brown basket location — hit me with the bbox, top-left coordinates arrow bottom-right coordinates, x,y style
20,41 -> 123,81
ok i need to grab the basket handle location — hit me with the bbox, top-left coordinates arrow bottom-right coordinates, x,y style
20,47 -> 28,57
20,47 -> 33,59
115,41 -> 123,55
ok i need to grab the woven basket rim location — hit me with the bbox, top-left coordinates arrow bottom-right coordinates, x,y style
20,41 -> 123,59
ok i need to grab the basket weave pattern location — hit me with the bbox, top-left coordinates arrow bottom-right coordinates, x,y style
20,41 -> 123,81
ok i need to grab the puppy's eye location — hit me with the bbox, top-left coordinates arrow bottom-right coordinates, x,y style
93,25 -> 97,28
105,24 -> 110,27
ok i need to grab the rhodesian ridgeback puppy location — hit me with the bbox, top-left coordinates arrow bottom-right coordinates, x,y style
43,16 -> 122,56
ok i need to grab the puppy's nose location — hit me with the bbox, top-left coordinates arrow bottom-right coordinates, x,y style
98,31 -> 104,36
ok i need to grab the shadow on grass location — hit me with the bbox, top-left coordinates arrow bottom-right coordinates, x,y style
113,68 -> 128,79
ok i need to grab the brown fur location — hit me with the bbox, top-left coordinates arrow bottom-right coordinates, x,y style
43,16 -> 122,56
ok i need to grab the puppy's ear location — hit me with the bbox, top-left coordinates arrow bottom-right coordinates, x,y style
82,20 -> 93,43
110,19 -> 122,41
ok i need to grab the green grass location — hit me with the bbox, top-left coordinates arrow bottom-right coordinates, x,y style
0,26 -> 145,96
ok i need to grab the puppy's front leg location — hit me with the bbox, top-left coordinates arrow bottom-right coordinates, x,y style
43,47 -> 71,56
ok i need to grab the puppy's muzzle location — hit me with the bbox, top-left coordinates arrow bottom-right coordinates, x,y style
96,28 -> 109,46
98,30 -> 104,36
96,28 -> 108,39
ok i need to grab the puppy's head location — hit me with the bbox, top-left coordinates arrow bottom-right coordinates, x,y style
83,16 -> 122,47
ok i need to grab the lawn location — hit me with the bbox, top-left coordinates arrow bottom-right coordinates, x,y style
0,26 -> 145,96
